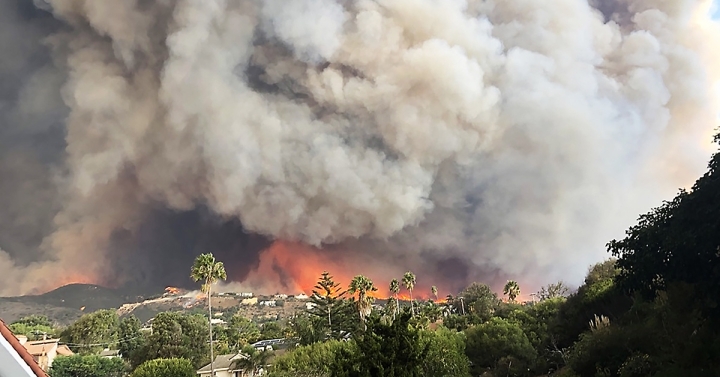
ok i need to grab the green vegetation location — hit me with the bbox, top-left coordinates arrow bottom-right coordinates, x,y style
9,315 -> 57,339
130,358 -> 195,377
190,252 -> 227,374
60,310 -> 120,355
29,134 -> 720,376
49,355 -> 126,377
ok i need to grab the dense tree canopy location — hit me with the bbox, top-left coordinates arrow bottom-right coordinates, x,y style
10,315 -> 57,339
137,311 -> 209,368
130,358 -> 195,377
60,310 -> 119,354
49,355 -> 127,377
608,133 -> 720,308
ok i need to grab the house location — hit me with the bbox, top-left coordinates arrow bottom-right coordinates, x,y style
273,294 -> 288,300
99,349 -> 121,358
259,300 -> 276,307
0,318 -> 48,377
251,338 -> 284,351
295,293 -> 309,300
241,297 -> 258,306
22,337 -> 73,371
196,353 -> 248,377
197,350 -> 278,377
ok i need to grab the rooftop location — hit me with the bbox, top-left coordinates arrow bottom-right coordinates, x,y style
0,318 -> 49,377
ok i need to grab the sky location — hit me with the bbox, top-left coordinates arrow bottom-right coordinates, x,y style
1,0 -> 720,298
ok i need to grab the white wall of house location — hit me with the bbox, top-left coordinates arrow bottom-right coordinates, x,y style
0,334 -> 37,377
197,369 -> 237,377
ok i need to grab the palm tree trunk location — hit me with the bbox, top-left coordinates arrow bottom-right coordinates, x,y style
208,283 -> 215,376
409,289 -> 414,317
395,294 -> 399,316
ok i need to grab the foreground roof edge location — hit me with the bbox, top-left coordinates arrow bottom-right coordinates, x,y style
0,318 -> 49,377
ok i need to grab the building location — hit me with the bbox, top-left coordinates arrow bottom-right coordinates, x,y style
241,297 -> 258,306
295,293 -> 309,300
196,353 -> 247,377
0,318 -> 48,377
21,337 -> 73,371
99,349 -> 121,358
259,300 -> 276,307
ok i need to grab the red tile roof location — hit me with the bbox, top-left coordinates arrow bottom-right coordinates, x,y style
0,318 -> 49,377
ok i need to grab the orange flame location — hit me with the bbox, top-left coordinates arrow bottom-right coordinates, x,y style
165,287 -> 181,295
34,272 -> 102,295
241,241 -> 446,300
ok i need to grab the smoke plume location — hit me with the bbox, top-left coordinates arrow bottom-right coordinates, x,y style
1,0 -> 719,296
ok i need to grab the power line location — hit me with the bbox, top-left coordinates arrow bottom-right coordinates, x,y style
59,334 -> 145,348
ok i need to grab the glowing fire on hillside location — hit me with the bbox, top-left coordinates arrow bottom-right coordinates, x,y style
164,286 -> 182,295
241,241 -> 448,301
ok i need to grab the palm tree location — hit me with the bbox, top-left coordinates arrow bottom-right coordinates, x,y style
402,271 -> 416,316
431,286 -> 438,302
348,275 -> 378,326
232,346 -> 273,377
389,279 -> 400,318
503,280 -> 521,302
443,294 -> 455,316
191,253 -> 227,376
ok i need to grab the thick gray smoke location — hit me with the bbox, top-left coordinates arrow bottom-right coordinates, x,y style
1,0 -> 719,296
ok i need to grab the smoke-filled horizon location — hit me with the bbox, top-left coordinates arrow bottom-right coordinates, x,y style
1,0 -> 719,297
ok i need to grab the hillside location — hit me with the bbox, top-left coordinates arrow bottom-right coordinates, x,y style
0,284 -> 311,325
0,284 -> 149,325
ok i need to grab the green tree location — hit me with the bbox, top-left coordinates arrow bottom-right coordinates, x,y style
138,312 -> 210,368
190,253 -> 227,375
131,358 -> 195,377
10,315 -> 56,339
49,355 -> 127,377
536,281 -> 570,301
348,275 -> 378,326
60,310 -> 119,354
458,283 -> 501,322
268,340 -> 350,377
504,280 -> 521,302
228,315 -> 261,346
390,279 -> 400,318
403,271 -> 416,316
607,134 -> 720,305
507,297 -> 567,373
260,321 -> 284,340
118,315 -> 145,368
290,313 -> 327,346
9,323 -> 56,340
420,327 -> 471,377
308,271 -> 347,339
465,317 -> 537,377
233,345 -> 274,377
13,315 -> 53,327
342,310 -> 429,377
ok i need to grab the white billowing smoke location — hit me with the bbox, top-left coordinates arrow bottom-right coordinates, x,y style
1,0 -> 719,295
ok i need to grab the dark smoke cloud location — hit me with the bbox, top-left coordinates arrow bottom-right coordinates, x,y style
1,0 -> 719,296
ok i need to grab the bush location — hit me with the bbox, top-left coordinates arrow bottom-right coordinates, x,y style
49,355 -> 127,377
131,358 -> 195,377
